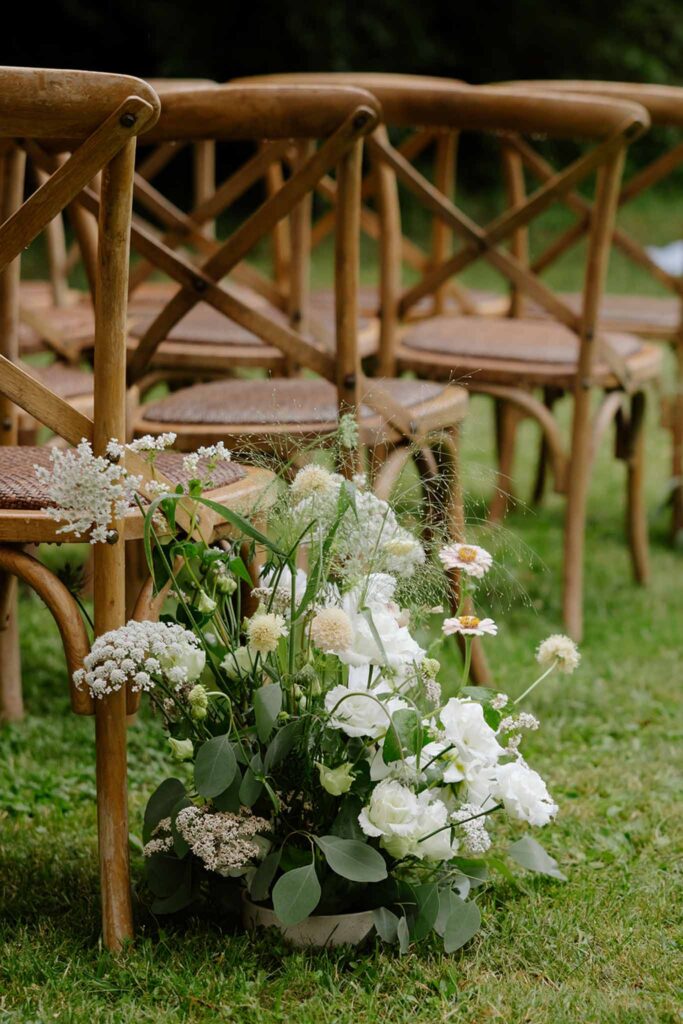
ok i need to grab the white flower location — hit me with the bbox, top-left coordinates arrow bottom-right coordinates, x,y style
491,692 -> 509,710
439,542 -> 493,579
536,634 -> 580,674
316,761 -> 355,796
36,438 -> 143,544
127,432 -> 176,453
439,698 -> 505,778
169,737 -> 194,761
246,612 -> 286,656
290,464 -> 340,504
256,565 -> 308,614
337,574 -> 425,673
358,782 -> 456,861
465,765 -> 499,810
442,614 -> 498,637
221,646 -> 255,679
325,669 -> 407,739
195,590 -> 217,615
494,761 -> 558,826
358,779 -> 420,847
310,607 -> 354,653
451,803 -> 492,854
74,620 -> 202,698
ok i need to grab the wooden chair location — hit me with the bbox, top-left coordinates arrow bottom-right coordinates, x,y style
0,69 -> 276,950
239,75 -> 658,641
490,81 -> 683,538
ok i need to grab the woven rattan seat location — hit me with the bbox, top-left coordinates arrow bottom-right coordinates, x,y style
0,447 -> 246,511
142,376 -> 448,427
399,315 -> 662,387
25,361 -> 93,400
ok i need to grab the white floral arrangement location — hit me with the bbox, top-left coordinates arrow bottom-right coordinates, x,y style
50,430 -> 578,953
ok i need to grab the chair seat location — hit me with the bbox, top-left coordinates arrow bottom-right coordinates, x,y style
0,447 -> 246,512
26,361 -> 94,400
398,315 -> 663,388
470,290 -> 681,338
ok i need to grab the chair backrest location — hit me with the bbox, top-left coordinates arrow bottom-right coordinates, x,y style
236,74 -> 649,387
496,81 -> 683,328
0,67 -> 160,452
82,83 -> 381,421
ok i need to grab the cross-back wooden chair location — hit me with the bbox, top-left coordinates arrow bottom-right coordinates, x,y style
242,75 -> 657,641
0,69 -> 278,949
490,81 -> 683,538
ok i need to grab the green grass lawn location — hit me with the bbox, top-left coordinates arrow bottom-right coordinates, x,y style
2,189 -> 683,1023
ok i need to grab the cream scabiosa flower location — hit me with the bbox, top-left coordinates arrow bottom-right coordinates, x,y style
310,607 -> 354,654
442,614 -> 498,637
246,612 -> 286,656
536,634 -> 580,674
439,542 -> 493,579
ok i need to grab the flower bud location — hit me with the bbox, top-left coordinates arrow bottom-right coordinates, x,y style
168,737 -> 194,762
316,761 -> 355,796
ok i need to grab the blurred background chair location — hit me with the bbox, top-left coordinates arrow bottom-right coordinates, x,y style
238,74 -> 657,641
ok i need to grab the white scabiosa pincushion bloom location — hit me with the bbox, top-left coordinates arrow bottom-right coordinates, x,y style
438,542 -> 493,579
310,607 -> 354,653
246,612 -> 287,656
536,634 -> 580,674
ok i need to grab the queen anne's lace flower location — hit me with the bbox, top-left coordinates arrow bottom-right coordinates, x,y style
182,442 -> 232,484
35,439 -> 143,544
536,634 -> 580,674
127,433 -> 177,453
439,542 -> 493,579
451,803 -> 492,854
73,620 -> 204,698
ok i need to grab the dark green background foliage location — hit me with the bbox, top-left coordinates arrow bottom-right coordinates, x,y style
5,0 -> 683,87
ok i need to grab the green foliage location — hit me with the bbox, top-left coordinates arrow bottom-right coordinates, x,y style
193,735 -> 237,799
313,836 -> 388,883
272,861 -> 322,925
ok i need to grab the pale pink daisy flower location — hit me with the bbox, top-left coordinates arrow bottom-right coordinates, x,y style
442,614 -> 498,637
439,543 -> 493,579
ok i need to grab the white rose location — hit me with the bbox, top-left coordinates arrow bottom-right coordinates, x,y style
440,698 -> 504,773
358,780 -> 421,854
494,761 -> 558,826
465,765 -> 499,810
325,671 -> 407,739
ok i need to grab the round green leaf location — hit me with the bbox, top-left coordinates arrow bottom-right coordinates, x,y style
272,862 -> 321,926
443,897 -> 481,953
314,835 -> 387,883
194,735 -> 237,799
143,778 -> 186,842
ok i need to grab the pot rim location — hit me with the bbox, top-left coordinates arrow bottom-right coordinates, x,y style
242,893 -> 376,925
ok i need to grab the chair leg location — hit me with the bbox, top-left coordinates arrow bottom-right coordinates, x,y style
671,338 -> 683,540
563,390 -> 593,642
625,392 -> 649,585
0,577 -> 22,722
489,400 -> 519,524
530,387 -> 561,506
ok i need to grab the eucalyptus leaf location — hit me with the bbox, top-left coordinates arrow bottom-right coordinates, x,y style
254,683 -> 283,743
314,835 -> 387,883
250,850 -> 282,902
143,778 -> 186,843
330,796 -> 365,841
272,861 -> 321,926
145,853 -> 188,898
211,770 -> 243,813
397,914 -> 410,954
508,835 -> 567,880
264,720 -> 302,772
372,906 -> 399,943
239,754 -> 264,807
410,883 -> 440,941
150,859 -> 194,915
194,735 -> 237,799
382,708 -> 422,765
443,897 -> 481,953
170,795 -> 193,858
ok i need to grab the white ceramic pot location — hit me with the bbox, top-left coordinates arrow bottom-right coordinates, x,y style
242,896 -> 375,948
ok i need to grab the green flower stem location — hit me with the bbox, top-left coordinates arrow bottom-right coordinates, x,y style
514,660 -> 558,705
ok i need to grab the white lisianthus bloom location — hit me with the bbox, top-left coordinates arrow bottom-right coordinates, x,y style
168,737 -> 194,762
439,542 -> 493,579
439,699 -> 505,775
536,634 -> 580,674
412,792 -> 458,861
158,641 -> 206,685
442,615 -> 498,637
325,670 -> 407,739
494,761 -> 558,826
316,761 -> 355,796
195,590 -> 217,614
465,765 -> 499,810
246,612 -> 287,656
337,573 -> 425,672
221,645 -> 254,679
